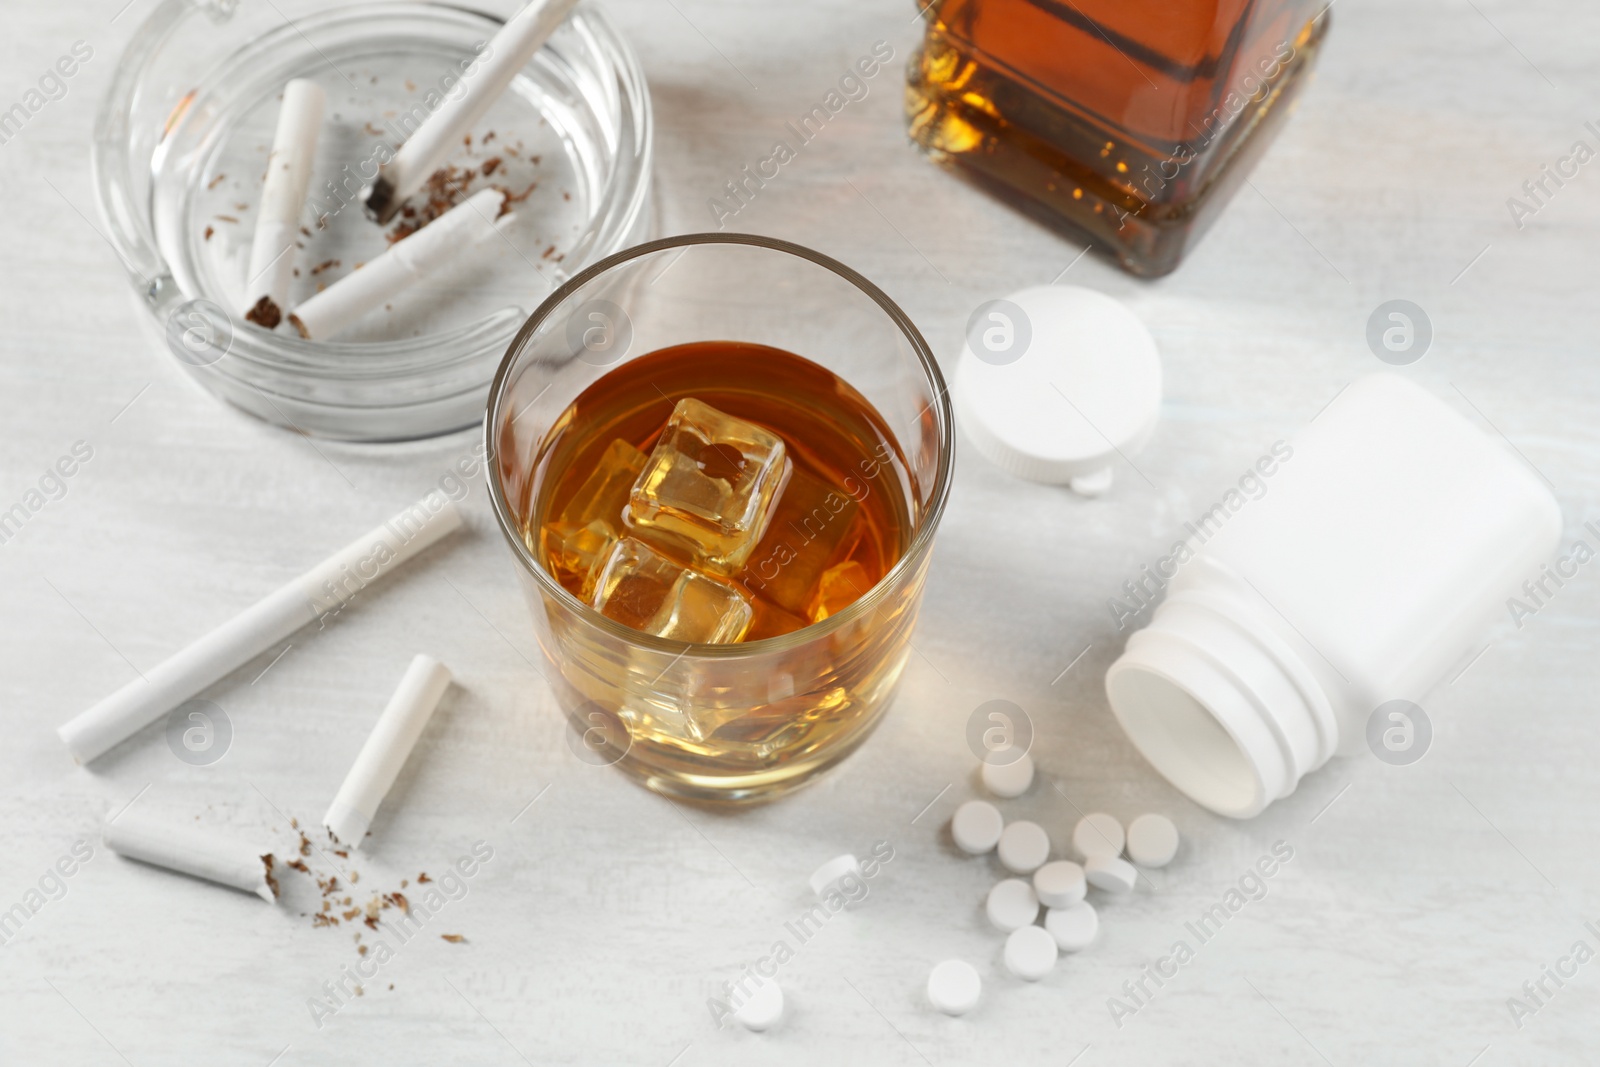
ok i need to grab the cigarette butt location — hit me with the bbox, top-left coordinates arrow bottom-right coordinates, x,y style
363,0 -> 580,223
290,187 -> 506,341
324,654 -> 453,848
244,79 -> 325,327
57,492 -> 463,765
104,809 -> 279,903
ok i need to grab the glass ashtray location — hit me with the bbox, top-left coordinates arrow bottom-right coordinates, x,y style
94,0 -> 652,441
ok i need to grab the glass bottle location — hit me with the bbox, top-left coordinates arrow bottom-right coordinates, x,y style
906,0 -> 1331,276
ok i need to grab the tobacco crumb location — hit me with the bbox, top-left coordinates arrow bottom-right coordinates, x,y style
562,191 -> 571,201
292,268 -> 300,277
299,833 -> 312,857
501,180 -> 538,207
483,131 -> 496,144
405,79 -> 416,92
203,226 -> 214,241
417,873 -> 431,883
207,173 -> 226,189
440,934 -> 466,944
216,214 -> 239,224
234,202 -> 249,212
400,879 -> 408,888
341,908 -> 361,922
310,259 -> 340,276
540,244 -> 556,259
463,134 -> 472,147
358,944 -> 368,956
481,157 -> 501,177
299,226 -> 311,238
244,295 -> 281,329
364,122 -> 383,136
287,858 -> 309,874
334,848 -> 349,859
261,855 -> 280,899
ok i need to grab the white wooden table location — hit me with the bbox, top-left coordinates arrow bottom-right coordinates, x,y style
4,0 -> 1599,1063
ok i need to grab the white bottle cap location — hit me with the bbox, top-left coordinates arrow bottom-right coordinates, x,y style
955,285 -> 1161,492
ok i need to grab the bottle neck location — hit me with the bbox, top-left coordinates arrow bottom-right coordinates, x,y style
1105,570 -> 1339,818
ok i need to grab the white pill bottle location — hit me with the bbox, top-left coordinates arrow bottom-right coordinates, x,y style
1105,373 -> 1561,818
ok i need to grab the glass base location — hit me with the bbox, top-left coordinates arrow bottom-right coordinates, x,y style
905,12 -> 1330,278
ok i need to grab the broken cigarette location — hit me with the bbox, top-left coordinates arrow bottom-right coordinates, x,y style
243,78 -> 325,329
361,0 -> 580,223
324,654 -> 454,848
290,187 -> 507,341
104,809 -> 278,902
57,492 -> 463,765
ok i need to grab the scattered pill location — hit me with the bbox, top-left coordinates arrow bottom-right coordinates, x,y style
1032,860 -> 1086,909
986,878 -> 1040,932
997,820 -> 1050,874
1072,813 -> 1125,861
927,959 -> 982,1015
951,800 -> 1004,855
1003,924 -> 1059,981
1125,813 -> 1180,868
1045,901 -> 1099,952
733,979 -> 784,1031
809,854 -> 860,897
1084,854 -> 1138,894
981,751 -> 1034,798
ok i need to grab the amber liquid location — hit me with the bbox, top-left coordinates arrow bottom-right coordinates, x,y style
526,341 -> 912,637
907,0 -> 1328,276
517,343 -> 922,794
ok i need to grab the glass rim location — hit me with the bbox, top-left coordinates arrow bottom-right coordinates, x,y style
483,231 -> 956,657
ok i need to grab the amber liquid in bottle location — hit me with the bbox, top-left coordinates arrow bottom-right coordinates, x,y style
906,0 -> 1330,276
524,342 -> 912,642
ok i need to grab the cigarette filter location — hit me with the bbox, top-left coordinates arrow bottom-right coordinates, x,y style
324,654 -> 454,847
104,809 -> 278,903
289,187 -> 506,341
243,79 -> 325,328
57,492 -> 463,765
362,0 -> 581,223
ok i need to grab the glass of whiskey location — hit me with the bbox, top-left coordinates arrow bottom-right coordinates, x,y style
486,234 -> 954,802
906,0 -> 1331,277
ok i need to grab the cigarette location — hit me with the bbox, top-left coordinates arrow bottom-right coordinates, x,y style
289,187 -> 507,341
57,492 -> 463,765
243,79 -> 325,329
324,654 -> 454,848
104,809 -> 279,903
361,0 -> 580,223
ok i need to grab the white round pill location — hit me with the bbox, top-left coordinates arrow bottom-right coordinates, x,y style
1072,813 -> 1125,861
809,854 -> 860,897
1126,813 -> 1180,868
1084,854 -> 1138,894
981,751 -> 1034,798
733,979 -> 784,1031
927,959 -> 982,1015
985,878 -> 1040,932
950,800 -> 1004,855
1045,900 -> 1099,952
1032,860 -> 1086,909
997,820 -> 1050,874
1003,924 -> 1059,981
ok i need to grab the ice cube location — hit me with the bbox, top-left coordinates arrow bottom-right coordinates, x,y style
627,398 -> 791,576
739,465 -> 862,616
539,519 -> 618,600
560,438 -> 647,527
590,537 -> 752,643
809,559 -> 873,622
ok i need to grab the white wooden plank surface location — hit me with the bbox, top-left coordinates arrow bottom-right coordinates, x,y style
3,0 -> 1599,1064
